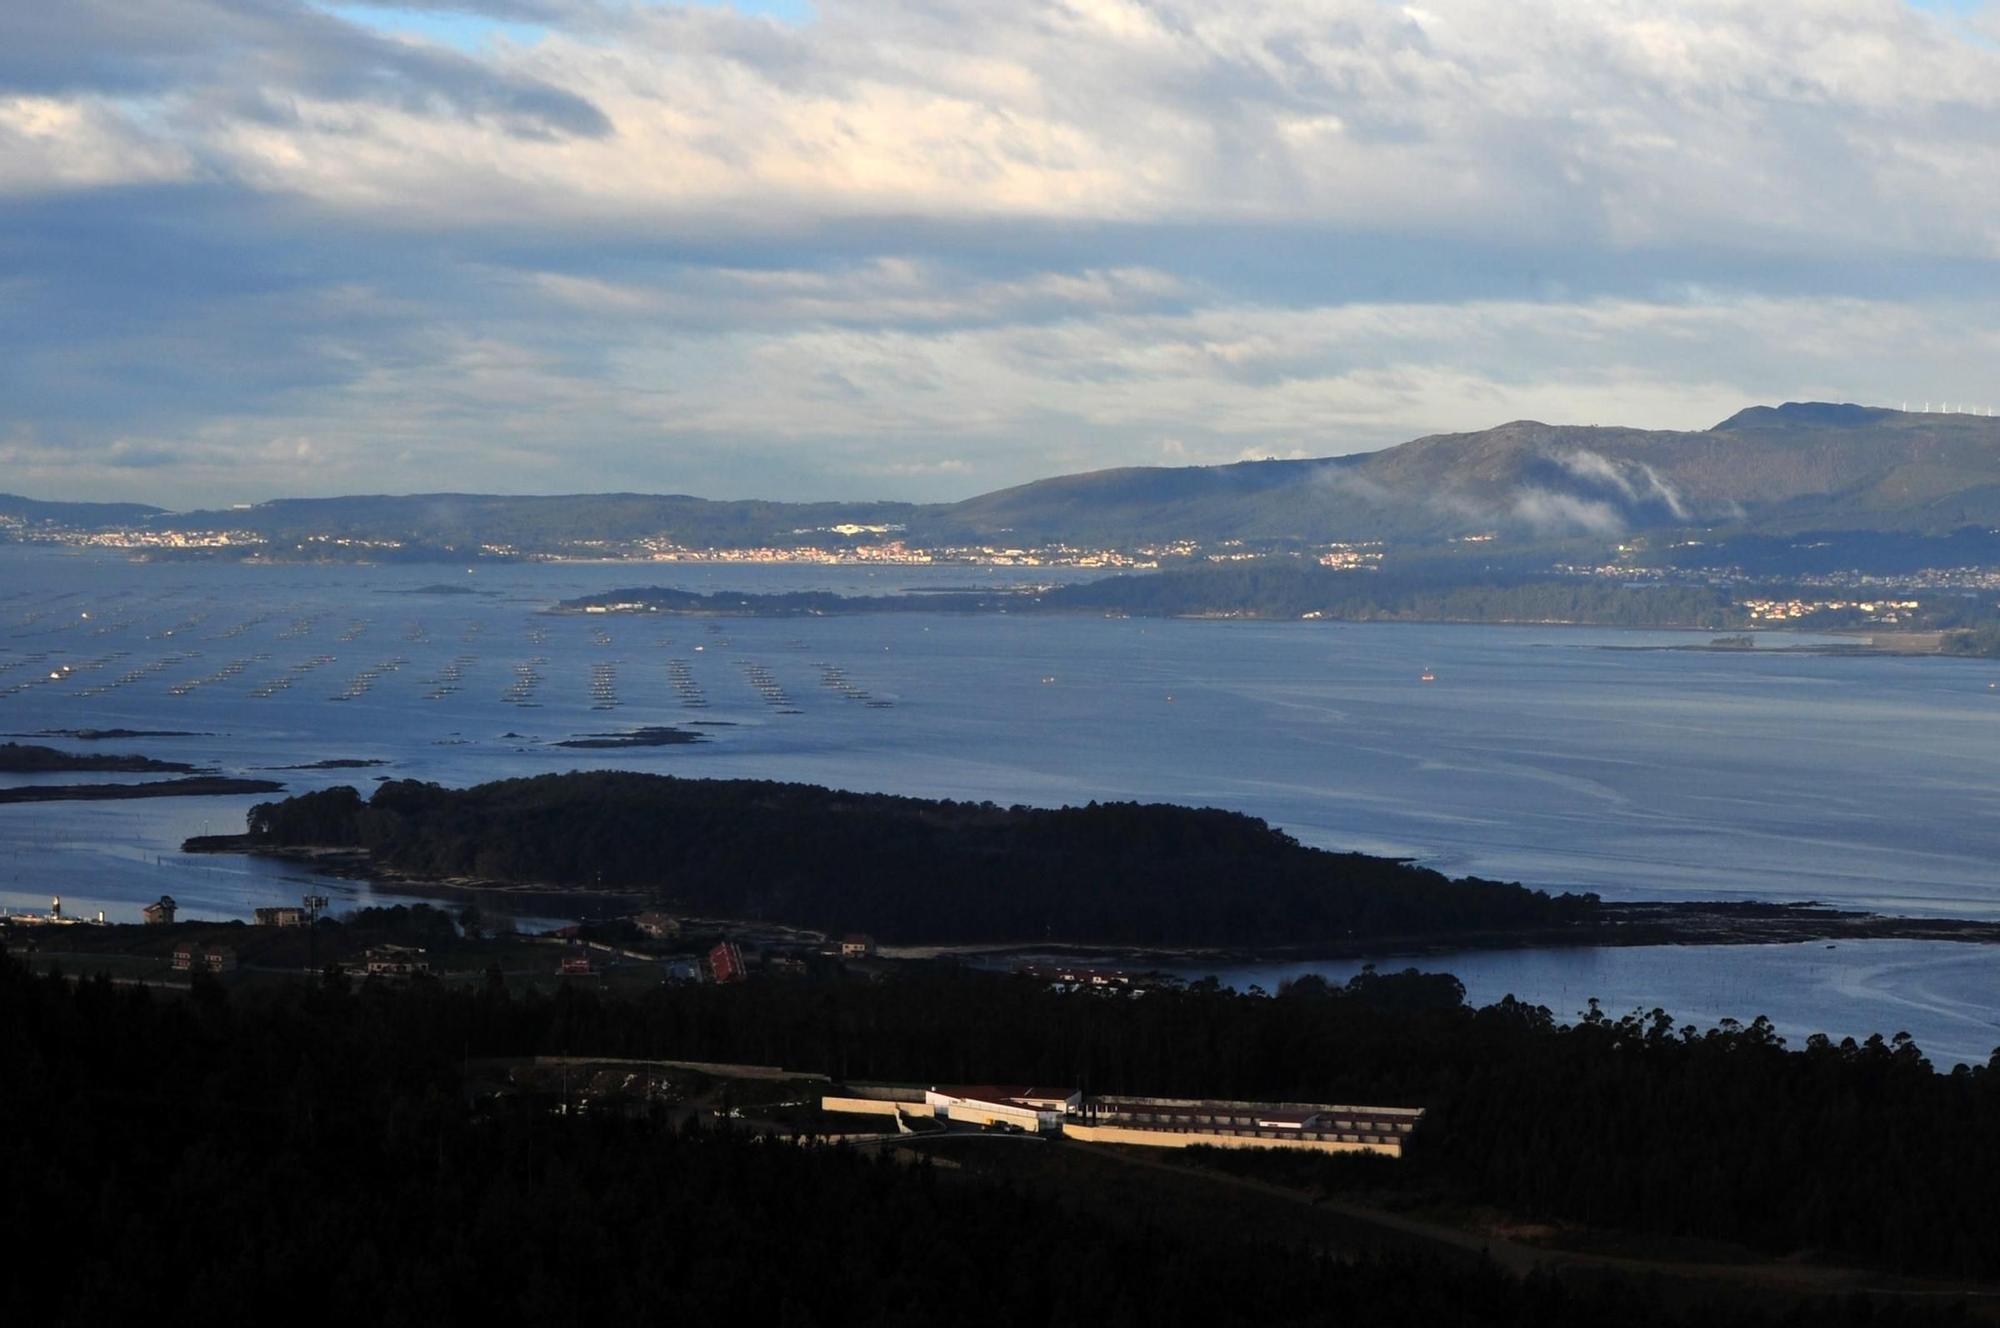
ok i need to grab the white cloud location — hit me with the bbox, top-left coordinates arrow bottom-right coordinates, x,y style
8,1 -> 2000,503
19,287 -> 1989,507
0,96 -> 193,194
10,2 -> 2000,254
528,259 -> 1188,326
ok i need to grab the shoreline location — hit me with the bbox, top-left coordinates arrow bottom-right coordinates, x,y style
178,836 -> 2000,957
882,902 -> 2000,967
548,594 -> 1978,656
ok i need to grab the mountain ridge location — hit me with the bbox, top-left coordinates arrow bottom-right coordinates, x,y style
11,404 -> 2000,554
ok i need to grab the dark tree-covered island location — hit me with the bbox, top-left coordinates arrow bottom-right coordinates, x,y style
227,772 -> 1597,948
0,740 -> 200,773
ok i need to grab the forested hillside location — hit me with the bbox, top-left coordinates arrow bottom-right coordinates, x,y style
7,954 -> 1967,1324
413,960 -> 1999,1281
7,951 -> 1997,1313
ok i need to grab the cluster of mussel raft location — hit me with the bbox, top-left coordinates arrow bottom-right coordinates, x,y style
329,655 -> 408,702
149,611 -> 212,641
73,651 -> 192,700
0,650 -> 117,700
816,663 -> 894,707
213,613 -> 273,641
740,661 -> 799,714
589,660 -> 620,711
504,656 -> 548,707
248,653 -> 335,699
169,652 -> 269,698
667,658 -> 707,709
424,653 -> 476,702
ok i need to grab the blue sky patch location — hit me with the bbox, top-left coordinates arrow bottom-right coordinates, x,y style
316,0 -> 815,52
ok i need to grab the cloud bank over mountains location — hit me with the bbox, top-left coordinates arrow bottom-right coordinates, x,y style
4,0 -> 2000,505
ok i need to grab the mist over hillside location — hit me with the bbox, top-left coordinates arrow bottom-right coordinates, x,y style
927,403 -> 2000,546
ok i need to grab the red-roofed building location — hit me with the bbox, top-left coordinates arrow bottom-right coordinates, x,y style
707,940 -> 747,985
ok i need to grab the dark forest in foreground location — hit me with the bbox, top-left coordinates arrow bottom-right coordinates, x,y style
3,952 -> 1988,1325
232,773 -> 1596,947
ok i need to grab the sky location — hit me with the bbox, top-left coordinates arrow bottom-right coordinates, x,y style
4,0 -> 2000,507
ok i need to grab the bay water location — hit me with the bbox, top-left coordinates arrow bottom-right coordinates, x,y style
5,548 -> 1998,1063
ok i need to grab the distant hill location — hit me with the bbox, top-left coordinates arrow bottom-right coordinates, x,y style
919,404 -> 2000,546
18,404 -> 2000,559
152,492 -> 925,551
0,493 -> 165,530
925,457 -> 1352,545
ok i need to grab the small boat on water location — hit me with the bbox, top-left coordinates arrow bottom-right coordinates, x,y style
1420,668 -> 1436,683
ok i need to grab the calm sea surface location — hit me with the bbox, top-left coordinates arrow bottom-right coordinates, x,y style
4,548 -> 1998,1063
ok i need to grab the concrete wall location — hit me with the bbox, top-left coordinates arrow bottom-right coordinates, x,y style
1062,1123 -> 1403,1157
820,1096 -> 909,1118
946,1102 -> 1052,1132
839,1084 -> 928,1103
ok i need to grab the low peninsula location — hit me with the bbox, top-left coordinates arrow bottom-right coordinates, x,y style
1,776 -> 285,804
546,575 -> 1773,631
552,569 -> 2000,654
15,728 -> 206,740
0,740 -> 202,774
